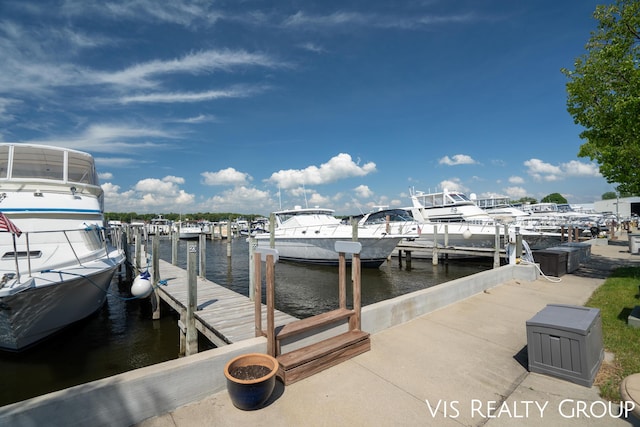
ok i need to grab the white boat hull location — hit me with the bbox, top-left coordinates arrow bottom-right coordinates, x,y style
0,250 -> 123,351
255,236 -> 403,268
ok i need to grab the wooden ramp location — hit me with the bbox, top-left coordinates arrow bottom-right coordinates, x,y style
153,259 -> 298,348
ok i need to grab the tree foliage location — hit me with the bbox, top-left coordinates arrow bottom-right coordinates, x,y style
562,0 -> 640,194
602,191 -> 618,200
541,193 -> 568,204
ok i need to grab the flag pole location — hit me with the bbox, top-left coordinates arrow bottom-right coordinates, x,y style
12,232 -> 19,282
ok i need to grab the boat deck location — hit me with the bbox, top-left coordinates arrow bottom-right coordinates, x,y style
153,259 -> 298,347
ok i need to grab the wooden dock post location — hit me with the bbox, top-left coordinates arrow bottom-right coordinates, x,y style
185,243 -> 198,356
135,226 -> 142,273
198,233 -> 206,278
152,234 -> 161,320
122,227 -> 133,283
253,250 -> 262,336
432,227 -> 439,266
494,225 -> 500,268
226,221 -> 232,258
266,254 -> 276,356
171,226 -> 178,266
248,236 -> 255,301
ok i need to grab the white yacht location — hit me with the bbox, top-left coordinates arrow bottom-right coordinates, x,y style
253,206 -> 418,267
405,188 -> 562,252
0,143 -> 125,351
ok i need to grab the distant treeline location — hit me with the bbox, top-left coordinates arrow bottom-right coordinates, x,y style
104,212 -> 263,223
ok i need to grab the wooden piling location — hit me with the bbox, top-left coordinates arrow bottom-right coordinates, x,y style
432,227 -> 438,266
493,225 -> 500,268
198,233 -> 206,278
185,243 -> 198,356
266,254 -> 275,356
135,226 -> 142,273
152,234 -> 161,320
171,226 -> 178,266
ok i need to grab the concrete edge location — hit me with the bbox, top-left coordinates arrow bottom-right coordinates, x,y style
0,263 -> 538,426
0,337 -> 267,427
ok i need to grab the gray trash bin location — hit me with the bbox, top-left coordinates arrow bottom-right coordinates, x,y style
629,234 -> 640,254
526,304 -> 603,387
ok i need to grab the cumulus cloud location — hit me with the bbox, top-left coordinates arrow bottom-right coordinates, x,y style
354,185 -> 373,199
562,160 -> 601,177
201,167 -> 252,186
102,175 -> 195,212
267,153 -> 376,190
439,178 -> 467,193
206,186 -> 273,212
524,158 -> 600,182
508,176 -> 525,184
503,186 -> 528,199
438,154 -> 477,166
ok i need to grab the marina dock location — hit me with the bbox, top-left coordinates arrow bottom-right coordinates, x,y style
153,259 -> 298,348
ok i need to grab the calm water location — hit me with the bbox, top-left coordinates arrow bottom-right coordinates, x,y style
0,237 -> 492,406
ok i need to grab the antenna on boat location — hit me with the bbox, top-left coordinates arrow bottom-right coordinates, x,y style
303,183 -> 308,208
278,185 -> 282,210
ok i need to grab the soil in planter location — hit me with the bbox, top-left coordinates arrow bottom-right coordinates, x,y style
230,365 -> 272,380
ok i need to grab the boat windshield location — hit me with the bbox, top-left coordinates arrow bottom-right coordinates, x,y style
363,209 -> 414,224
0,144 -> 98,185
447,193 -> 471,203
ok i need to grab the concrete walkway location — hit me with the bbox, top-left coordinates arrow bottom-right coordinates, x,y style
138,237 -> 640,427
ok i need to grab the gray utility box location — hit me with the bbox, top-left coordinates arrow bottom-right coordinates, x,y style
557,242 -> 591,264
532,249 -> 568,277
546,246 -> 582,273
629,233 -> 640,254
526,304 -> 603,387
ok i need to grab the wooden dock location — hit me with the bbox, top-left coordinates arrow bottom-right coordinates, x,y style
152,259 -> 298,349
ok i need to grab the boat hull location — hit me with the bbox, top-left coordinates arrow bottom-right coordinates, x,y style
254,236 -> 403,268
0,256 -> 123,351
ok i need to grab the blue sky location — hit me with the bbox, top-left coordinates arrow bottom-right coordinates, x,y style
0,0 -> 613,215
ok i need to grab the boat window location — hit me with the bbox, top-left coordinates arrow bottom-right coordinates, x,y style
449,193 -> 470,202
0,146 -> 8,179
2,251 -> 42,260
11,146 -> 64,180
68,151 -> 98,185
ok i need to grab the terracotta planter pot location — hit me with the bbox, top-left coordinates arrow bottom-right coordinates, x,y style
224,353 -> 279,410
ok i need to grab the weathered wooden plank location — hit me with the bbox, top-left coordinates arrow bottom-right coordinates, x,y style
277,331 -> 371,385
276,308 -> 354,340
154,259 -> 298,346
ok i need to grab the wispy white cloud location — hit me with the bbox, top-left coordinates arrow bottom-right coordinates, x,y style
99,50 -> 286,89
25,123 -> 176,153
282,11 -> 479,30
171,114 -> 218,124
59,0 -> 224,27
120,86 -> 269,104
267,153 -> 377,190
298,42 -> 327,54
